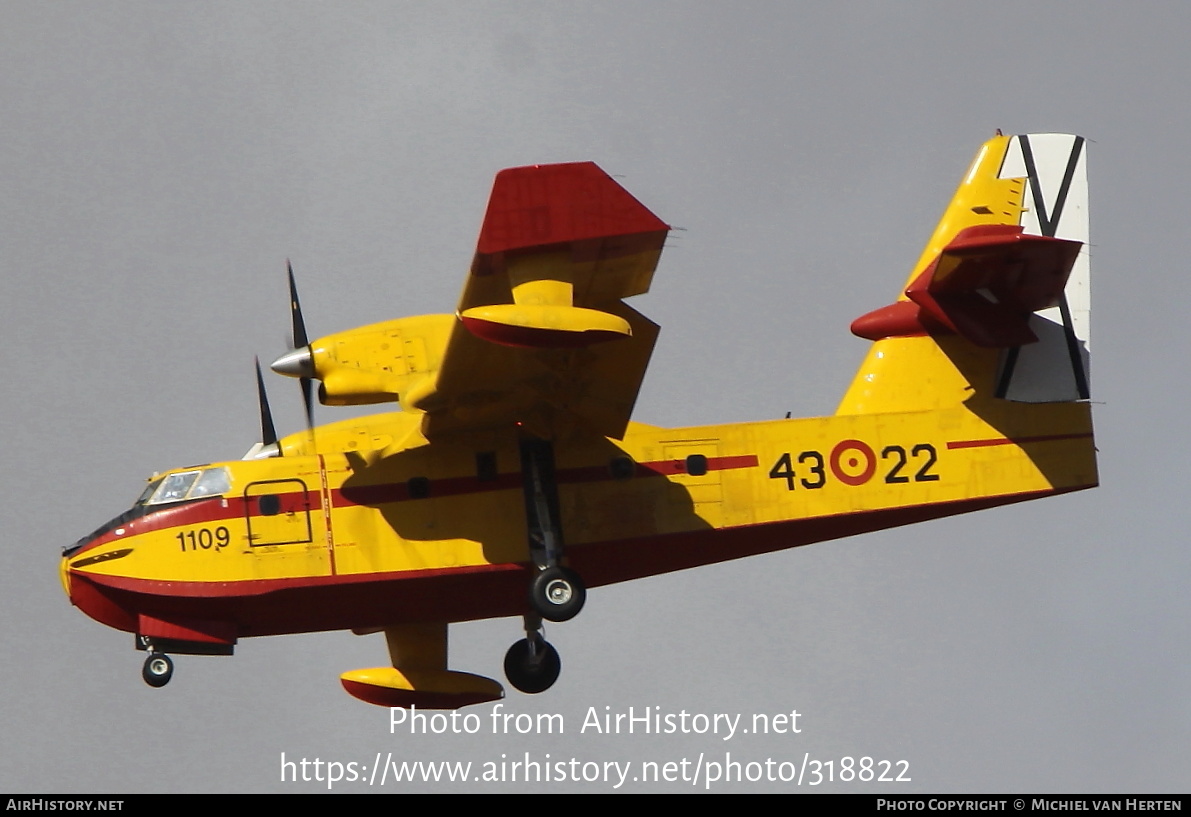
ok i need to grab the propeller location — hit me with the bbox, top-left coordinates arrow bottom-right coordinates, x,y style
243,356 -> 281,460
245,263 -> 323,461
255,356 -> 278,447
270,261 -> 316,430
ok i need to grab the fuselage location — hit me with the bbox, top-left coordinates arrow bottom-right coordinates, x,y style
63,396 -> 1096,646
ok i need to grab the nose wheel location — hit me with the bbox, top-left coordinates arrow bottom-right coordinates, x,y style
142,652 -> 174,688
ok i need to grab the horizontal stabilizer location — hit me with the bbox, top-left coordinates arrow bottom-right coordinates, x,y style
905,224 -> 1081,347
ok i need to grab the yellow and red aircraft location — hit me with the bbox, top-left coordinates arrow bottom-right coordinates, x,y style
62,132 -> 1096,709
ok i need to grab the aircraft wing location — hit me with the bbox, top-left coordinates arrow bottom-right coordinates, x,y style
411,162 -> 670,440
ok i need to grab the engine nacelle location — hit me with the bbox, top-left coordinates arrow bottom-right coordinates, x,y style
318,367 -> 401,406
274,314 -> 454,407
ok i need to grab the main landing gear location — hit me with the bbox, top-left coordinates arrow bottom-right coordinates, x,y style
503,615 -> 561,694
530,565 -> 585,623
519,438 -> 587,623
504,437 -> 585,695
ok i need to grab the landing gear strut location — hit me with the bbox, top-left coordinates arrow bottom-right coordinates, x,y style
503,615 -> 560,694
520,437 -> 586,622
507,437 -> 584,694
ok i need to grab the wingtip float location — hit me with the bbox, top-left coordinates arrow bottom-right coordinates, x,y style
63,135 -> 1096,708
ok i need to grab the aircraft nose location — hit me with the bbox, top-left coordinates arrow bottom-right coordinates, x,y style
271,347 -> 314,379
59,555 -> 71,598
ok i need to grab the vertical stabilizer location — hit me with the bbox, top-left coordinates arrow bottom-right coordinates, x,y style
839,133 -> 1090,416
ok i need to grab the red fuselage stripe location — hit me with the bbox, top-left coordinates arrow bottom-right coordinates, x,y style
946,432 -> 1093,450
331,455 -> 760,509
80,560 -> 526,598
73,455 -> 762,555
73,490 -> 318,555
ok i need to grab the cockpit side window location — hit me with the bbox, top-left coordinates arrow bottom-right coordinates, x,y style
190,468 -> 231,499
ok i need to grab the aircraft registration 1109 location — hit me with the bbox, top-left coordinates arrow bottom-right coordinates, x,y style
62,133 -> 1096,708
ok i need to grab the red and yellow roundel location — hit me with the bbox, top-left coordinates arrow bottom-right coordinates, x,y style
829,439 -> 876,486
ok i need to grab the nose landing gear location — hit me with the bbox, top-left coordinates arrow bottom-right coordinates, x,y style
134,633 -> 233,688
142,652 -> 174,688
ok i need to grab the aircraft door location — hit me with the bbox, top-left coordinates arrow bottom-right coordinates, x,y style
244,479 -> 314,546
662,442 -> 723,505
660,440 -> 725,530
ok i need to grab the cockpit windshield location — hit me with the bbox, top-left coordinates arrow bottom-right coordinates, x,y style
65,466 -> 234,557
136,478 -> 163,505
138,467 -> 231,506
65,467 -> 234,557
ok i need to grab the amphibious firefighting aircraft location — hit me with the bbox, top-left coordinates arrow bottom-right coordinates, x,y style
62,133 -> 1096,708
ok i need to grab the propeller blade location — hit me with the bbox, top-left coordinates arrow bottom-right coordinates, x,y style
254,357 -> 278,447
287,260 -> 309,350
284,261 -> 315,432
301,376 -> 314,431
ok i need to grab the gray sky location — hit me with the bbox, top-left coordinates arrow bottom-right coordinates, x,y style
6,1 -> 1187,792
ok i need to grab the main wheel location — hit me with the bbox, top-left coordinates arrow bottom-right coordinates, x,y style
503,637 -> 561,694
529,566 -> 586,622
142,653 -> 173,688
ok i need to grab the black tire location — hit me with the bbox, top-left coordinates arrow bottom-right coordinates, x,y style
142,653 -> 173,688
503,637 -> 561,694
529,566 -> 586,622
